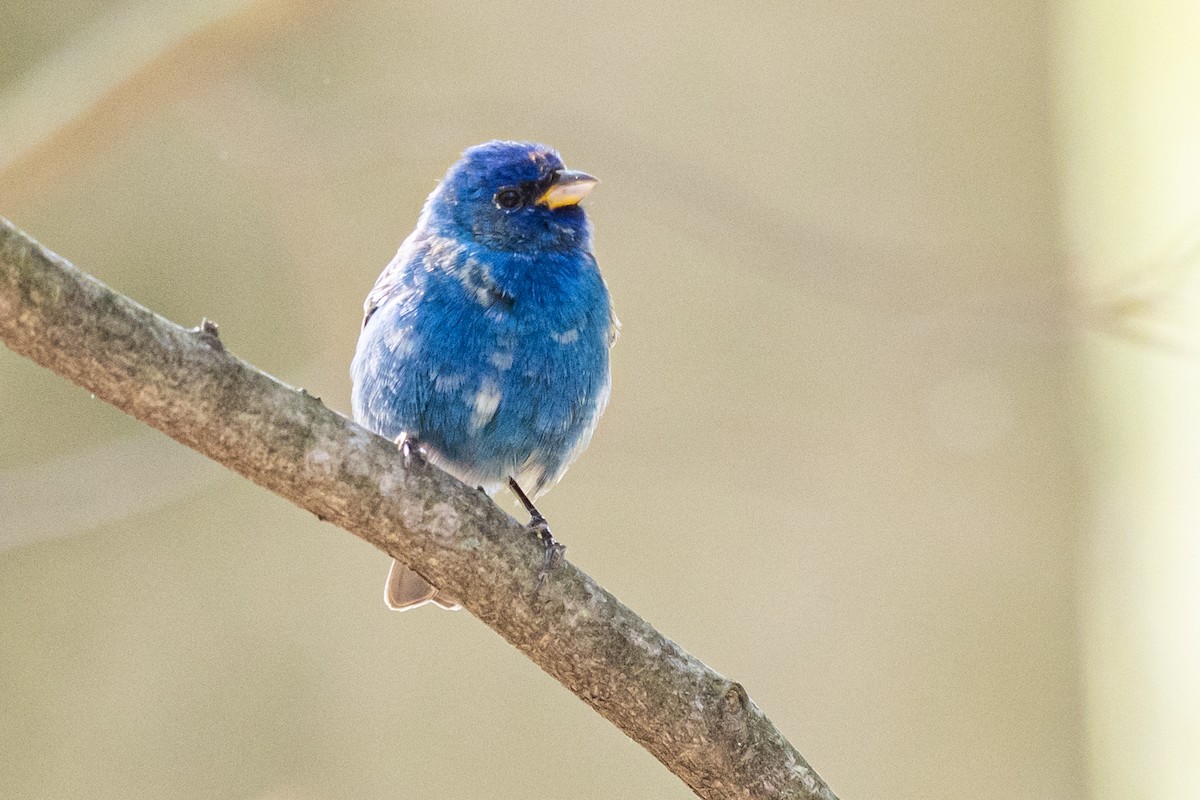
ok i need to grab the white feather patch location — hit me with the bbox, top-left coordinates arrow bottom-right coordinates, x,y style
469,379 -> 502,430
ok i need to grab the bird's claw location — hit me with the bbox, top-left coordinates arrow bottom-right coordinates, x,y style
530,515 -> 566,588
396,434 -> 426,469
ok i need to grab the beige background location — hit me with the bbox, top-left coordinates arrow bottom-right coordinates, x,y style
5,1 -> 1188,798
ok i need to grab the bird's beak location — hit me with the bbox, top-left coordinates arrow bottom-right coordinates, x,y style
536,169 -> 598,209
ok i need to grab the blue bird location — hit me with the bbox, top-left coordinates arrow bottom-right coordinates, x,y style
351,141 -> 617,611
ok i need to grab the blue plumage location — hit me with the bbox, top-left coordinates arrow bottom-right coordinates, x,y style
350,141 -> 616,610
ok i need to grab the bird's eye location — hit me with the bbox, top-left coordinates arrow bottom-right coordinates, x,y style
494,188 -> 523,210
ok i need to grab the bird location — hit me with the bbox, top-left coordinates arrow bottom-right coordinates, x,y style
350,140 -> 617,611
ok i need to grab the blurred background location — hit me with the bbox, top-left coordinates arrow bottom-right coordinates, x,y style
1,1 -> 1197,798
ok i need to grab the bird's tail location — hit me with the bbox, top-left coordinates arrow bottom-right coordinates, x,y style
385,558 -> 461,611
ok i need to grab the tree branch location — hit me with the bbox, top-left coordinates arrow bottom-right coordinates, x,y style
0,216 -> 837,800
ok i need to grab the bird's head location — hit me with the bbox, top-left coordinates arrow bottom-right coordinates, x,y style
426,141 -> 597,254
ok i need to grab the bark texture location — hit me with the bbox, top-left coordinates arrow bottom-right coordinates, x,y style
0,216 -> 837,800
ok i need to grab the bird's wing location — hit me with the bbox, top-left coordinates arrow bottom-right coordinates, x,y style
362,230 -> 423,328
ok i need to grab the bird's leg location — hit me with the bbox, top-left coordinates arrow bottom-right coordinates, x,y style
395,432 -> 426,469
507,477 -> 553,541
508,477 -> 566,586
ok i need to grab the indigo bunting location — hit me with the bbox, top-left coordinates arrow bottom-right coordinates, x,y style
351,141 -> 617,611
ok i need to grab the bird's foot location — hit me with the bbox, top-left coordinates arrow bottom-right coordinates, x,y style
507,477 -> 566,588
529,513 -> 567,588
395,433 -> 426,469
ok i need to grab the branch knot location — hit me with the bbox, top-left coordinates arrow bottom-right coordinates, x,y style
193,317 -> 224,351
